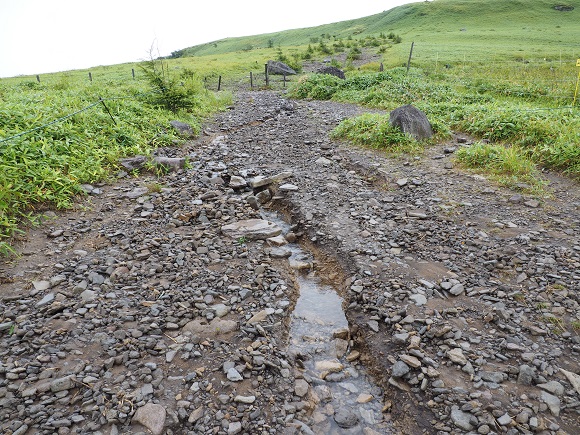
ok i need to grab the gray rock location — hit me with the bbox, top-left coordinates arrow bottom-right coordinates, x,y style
227,367 -> 243,382
450,407 -> 474,431
132,403 -> 166,435
169,120 -> 195,137
267,60 -> 296,75
228,421 -> 242,435
221,219 -> 282,240
389,105 -> 433,140
449,283 -> 465,296
36,293 -> 55,307
392,361 -> 410,378
153,156 -> 186,172
517,365 -> 535,385
229,175 -> 247,189
333,408 -> 358,428
119,155 -> 147,171
541,391 -> 560,416
317,66 -> 346,79
294,379 -> 309,397
537,381 -> 565,396
497,413 -> 512,426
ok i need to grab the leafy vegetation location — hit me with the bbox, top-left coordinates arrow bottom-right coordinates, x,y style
2,0 -> 579,254
0,63 -> 231,255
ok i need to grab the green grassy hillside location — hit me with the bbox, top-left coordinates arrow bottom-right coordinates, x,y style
175,0 -> 580,62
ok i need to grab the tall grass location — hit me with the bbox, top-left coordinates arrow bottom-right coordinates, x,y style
0,68 -> 231,255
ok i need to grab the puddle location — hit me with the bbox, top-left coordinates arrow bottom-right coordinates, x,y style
263,211 -> 392,434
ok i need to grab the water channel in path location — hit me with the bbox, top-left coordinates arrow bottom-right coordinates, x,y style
262,212 -> 392,434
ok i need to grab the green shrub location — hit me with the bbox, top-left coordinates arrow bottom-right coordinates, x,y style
331,113 -> 420,153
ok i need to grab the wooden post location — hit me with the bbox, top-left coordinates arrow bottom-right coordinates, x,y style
406,41 -> 414,74
88,72 -> 92,82
265,64 -> 269,86
36,75 -> 40,83
218,75 -> 222,91
379,62 -> 384,72
132,68 -> 135,79
250,71 -> 253,88
283,73 -> 286,87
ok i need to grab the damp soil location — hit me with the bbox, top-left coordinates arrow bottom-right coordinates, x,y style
1,89 -> 579,435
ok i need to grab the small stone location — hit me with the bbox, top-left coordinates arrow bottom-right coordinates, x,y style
451,407 -> 474,431
357,393 -> 373,403
234,395 -> 256,404
227,368 -> 243,382
391,361 -> 410,378
447,348 -> 468,365
396,178 -> 408,187
367,320 -> 379,332
279,183 -> 299,191
36,293 -> 55,307
315,360 -> 343,374
400,355 -> 421,368
33,280 -> 51,291
497,413 -> 512,426
132,403 -> 166,435
409,294 -> 427,305
294,379 -> 309,397
517,365 -> 535,385
449,283 -> 465,296
537,381 -> 565,397
541,391 -> 561,416
333,408 -> 358,429
188,406 -> 204,424
228,421 -> 242,435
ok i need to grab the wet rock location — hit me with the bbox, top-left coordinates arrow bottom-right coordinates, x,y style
295,379 -> 309,397
333,408 -> 358,428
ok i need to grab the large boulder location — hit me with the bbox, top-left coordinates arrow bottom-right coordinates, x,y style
317,66 -> 345,79
389,105 -> 433,140
267,60 -> 296,76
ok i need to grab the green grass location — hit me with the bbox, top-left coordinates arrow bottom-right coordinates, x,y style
175,0 -> 580,67
0,65 -> 231,255
2,0 -> 579,254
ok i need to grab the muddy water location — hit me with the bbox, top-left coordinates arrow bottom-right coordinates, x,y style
263,212 -> 392,434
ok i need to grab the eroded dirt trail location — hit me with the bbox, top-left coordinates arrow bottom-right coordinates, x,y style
1,90 -> 579,435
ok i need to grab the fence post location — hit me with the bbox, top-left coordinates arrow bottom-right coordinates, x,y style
36,75 -> 40,83
132,68 -> 135,79
265,64 -> 269,86
88,72 -> 92,82
406,42 -> 414,74
250,71 -> 253,89
379,62 -> 384,72
283,73 -> 286,87
218,75 -> 222,91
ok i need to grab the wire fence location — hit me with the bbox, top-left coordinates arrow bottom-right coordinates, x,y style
2,44 -> 578,143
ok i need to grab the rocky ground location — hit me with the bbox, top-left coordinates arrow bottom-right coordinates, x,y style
1,89 -> 579,435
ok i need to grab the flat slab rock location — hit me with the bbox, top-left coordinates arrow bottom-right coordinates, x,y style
221,219 -> 282,240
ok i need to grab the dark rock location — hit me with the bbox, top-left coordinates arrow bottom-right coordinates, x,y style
120,155 -> 147,171
267,60 -> 296,76
170,120 -> 195,138
389,105 -> 433,140
317,66 -> 346,79
333,408 -> 358,428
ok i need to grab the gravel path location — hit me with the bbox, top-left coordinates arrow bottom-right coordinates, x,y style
1,90 -> 579,435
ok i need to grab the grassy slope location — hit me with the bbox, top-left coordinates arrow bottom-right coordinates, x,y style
178,0 -> 580,61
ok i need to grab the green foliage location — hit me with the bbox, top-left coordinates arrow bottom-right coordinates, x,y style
139,57 -> 198,112
0,66 -> 231,254
330,113 -> 421,154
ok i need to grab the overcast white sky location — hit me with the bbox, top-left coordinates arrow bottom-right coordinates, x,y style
0,0 -> 415,78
